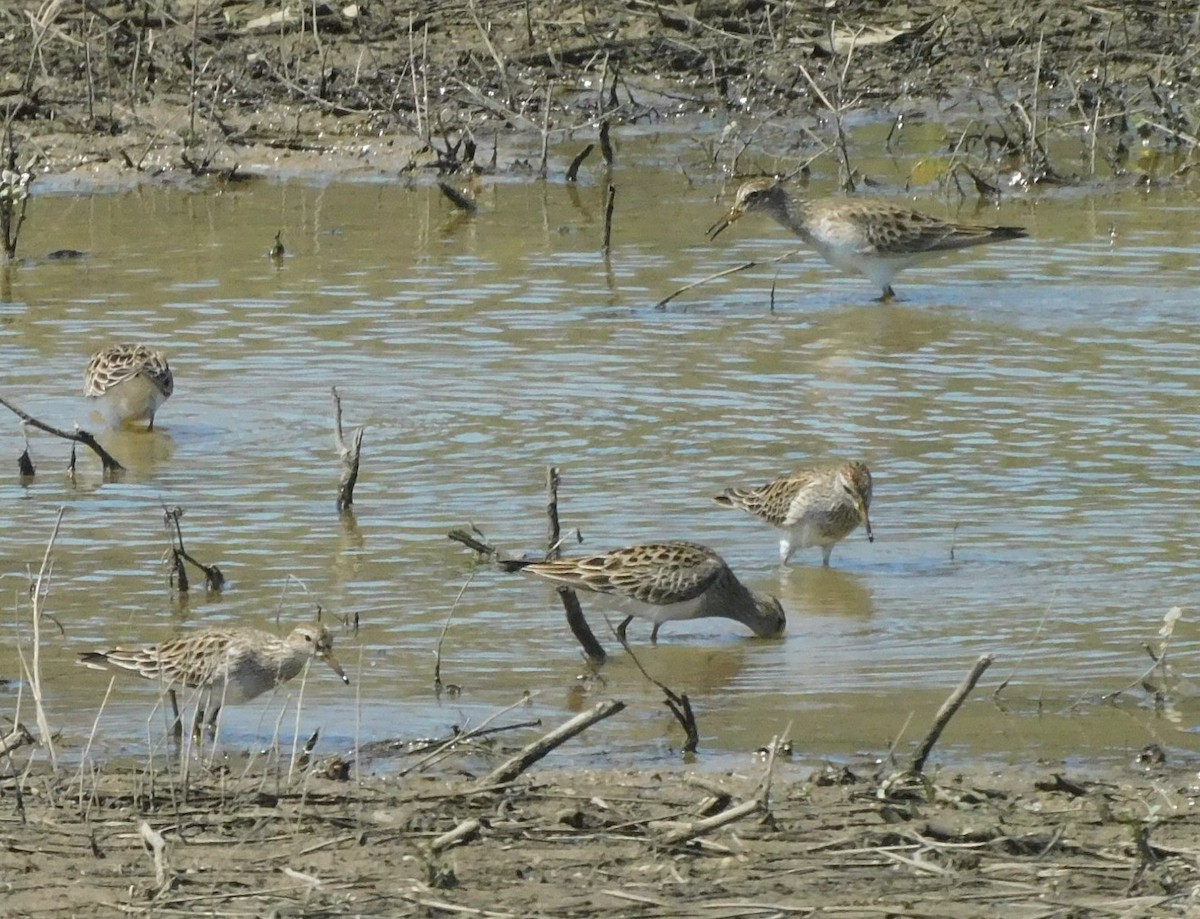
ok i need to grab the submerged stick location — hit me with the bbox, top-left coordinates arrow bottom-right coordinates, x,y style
545,466 -> 605,662
910,653 -> 994,774
163,504 -> 224,591
601,183 -> 615,254
0,395 -> 123,472
654,248 -> 802,310
566,143 -> 593,182
559,585 -> 606,663
332,387 -> 364,511
616,626 -> 696,751
479,699 -> 625,786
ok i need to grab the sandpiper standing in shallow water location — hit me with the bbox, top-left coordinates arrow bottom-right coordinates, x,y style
84,344 -> 174,430
504,540 -> 786,643
715,461 -> 874,567
78,625 -> 350,735
708,178 -> 1027,300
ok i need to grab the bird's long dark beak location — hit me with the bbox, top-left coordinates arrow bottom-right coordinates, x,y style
861,503 -> 874,544
706,207 -> 741,240
321,650 -> 351,685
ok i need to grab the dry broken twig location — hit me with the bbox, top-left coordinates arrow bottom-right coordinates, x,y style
910,653 -> 994,774
478,699 -> 625,787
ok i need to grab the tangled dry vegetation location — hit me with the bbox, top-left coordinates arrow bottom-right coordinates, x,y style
2,0 -> 1199,186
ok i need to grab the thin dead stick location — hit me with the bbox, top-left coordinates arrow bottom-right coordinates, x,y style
0,395 -> 123,472
601,183 -> 615,254
332,387 -> 364,511
446,525 -> 495,558
654,248 -> 802,310
162,504 -> 224,591
546,466 -> 562,558
910,653 -> 994,774
437,179 -> 478,212
599,119 -> 613,168
566,143 -> 593,182
612,622 -> 696,751
545,466 -> 604,661
479,699 -> 625,786
1099,606 -> 1183,704
18,507 -> 65,768
433,570 -> 475,694
558,585 -> 606,663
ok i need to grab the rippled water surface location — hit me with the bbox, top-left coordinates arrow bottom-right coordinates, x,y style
2,129 -> 1198,771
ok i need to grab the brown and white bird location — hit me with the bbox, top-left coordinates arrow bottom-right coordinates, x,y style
84,344 -> 174,429
79,625 -> 349,734
708,178 -> 1027,300
714,461 -> 874,567
504,540 -> 786,643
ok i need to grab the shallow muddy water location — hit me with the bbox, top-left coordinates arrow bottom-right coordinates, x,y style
2,128 -> 1198,772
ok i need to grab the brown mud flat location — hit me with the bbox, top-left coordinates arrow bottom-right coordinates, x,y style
2,749 -> 1199,918
2,1 -> 1198,187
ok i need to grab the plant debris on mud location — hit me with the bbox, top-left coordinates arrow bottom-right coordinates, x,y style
3,751 -> 1200,918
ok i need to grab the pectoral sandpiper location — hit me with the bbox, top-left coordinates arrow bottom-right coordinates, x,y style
84,344 -> 174,429
714,461 -> 874,567
707,178 -> 1027,300
79,625 -> 350,735
505,540 -> 786,643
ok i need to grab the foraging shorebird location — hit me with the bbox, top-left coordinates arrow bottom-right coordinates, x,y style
78,625 -> 349,735
714,461 -> 874,567
707,178 -> 1027,300
84,344 -> 174,429
505,540 -> 786,643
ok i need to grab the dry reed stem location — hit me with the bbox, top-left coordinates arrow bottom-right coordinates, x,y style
16,506 -> 64,769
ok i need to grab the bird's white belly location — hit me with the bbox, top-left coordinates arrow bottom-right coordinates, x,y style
89,377 -> 167,426
577,590 -> 705,625
784,518 -> 828,549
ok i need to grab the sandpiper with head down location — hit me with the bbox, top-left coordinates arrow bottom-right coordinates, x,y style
715,461 -> 874,567
505,540 -> 786,643
78,624 -> 349,736
84,344 -> 174,429
708,178 -> 1027,300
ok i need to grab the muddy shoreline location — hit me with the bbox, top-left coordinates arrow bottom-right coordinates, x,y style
3,1 -> 1197,190
4,734 -> 1200,918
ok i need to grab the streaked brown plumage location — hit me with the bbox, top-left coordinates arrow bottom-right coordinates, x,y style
78,625 -> 349,732
84,344 -> 174,429
714,461 -> 874,566
708,178 -> 1027,299
505,540 -> 786,643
